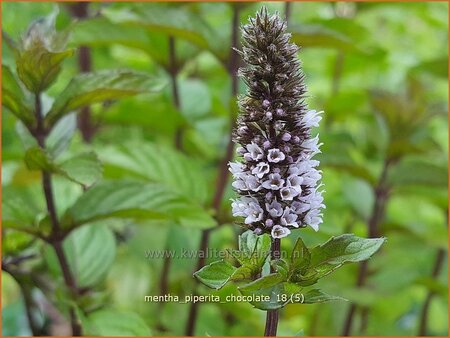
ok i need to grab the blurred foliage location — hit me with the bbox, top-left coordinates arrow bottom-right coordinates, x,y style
2,1 -> 448,337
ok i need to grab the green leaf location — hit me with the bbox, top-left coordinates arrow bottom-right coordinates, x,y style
45,70 -> 166,128
102,4 -> 222,59
16,46 -> 73,93
239,274 -> 302,310
85,309 -> 151,336
291,24 -> 357,52
309,234 -> 386,278
2,185 -> 46,237
229,231 -> 271,279
2,230 -> 35,256
63,223 -> 116,287
100,142 -> 208,204
58,152 -> 103,188
387,157 -> 448,188
24,147 -> 58,172
12,9 -> 72,93
16,112 -> 77,159
194,260 -> 237,289
302,289 -> 346,304
24,147 -> 103,188
46,113 -> 76,158
2,64 -> 34,127
290,237 -> 311,276
61,181 -> 216,230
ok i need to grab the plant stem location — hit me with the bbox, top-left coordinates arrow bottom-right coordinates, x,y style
34,93 -> 82,336
69,2 -> 95,143
418,211 -> 447,335
264,238 -> 281,336
285,2 -> 292,24
184,5 -> 240,336
168,35 -> 183,150
155,36 -> 182,323
342,159 -> 392,336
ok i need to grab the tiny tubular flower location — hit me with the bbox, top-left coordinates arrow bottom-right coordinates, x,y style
267,148 -> 286,163
229,8 -> 325,238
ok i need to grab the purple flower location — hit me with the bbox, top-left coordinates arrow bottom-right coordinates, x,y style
280,207 -> 299,228
246,142 -> 264,161
265,199 -> 283,217
252,162 -> 270,178
267,148 -> 285,163
262,173 -> 285,190
271,225 -> 291,239
280,186 -> 299,201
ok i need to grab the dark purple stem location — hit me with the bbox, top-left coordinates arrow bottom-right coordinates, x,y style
264,238 -> 281,336
35,93 -> 82,336
342,159 -> 392,336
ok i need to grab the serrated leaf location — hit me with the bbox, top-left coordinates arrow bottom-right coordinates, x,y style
2,64 -> 34,127
100,142 -> 208,204
13,9 -> 72,93
290,237 -> 311,276
45,70 -> 166,128
61,181 -> 216,230
302,289 -> 346,304
58,152 -> 103,188
309,234 -> 386,278
85,309 -> 151,336
194,260 -> 237,289
63,223 -> 116,287
16,47 -> 73,93
24,147 -> 103,188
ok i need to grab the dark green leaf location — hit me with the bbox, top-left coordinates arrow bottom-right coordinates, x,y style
45,70 -> 166,128
61,181 -> 216,230
290,237 -> 311,276
309,234 -> 386,277
16,47 -> 73,93
194,260 -> 237,289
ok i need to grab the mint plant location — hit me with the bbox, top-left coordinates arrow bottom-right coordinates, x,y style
2,12 -> 164,335
194,8 -> 386,336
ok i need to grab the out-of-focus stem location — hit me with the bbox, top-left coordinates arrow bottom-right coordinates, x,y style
418,211 -> 447,335
69,2 -> 96,143
168,36 -> 183,150
285,2 -> 292,24
342,159 -> 392,336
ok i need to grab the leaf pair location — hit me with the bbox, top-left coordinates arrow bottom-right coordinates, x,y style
195,231 -> 385,310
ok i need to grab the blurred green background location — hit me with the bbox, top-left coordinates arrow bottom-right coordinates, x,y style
2,1 -> 448,336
